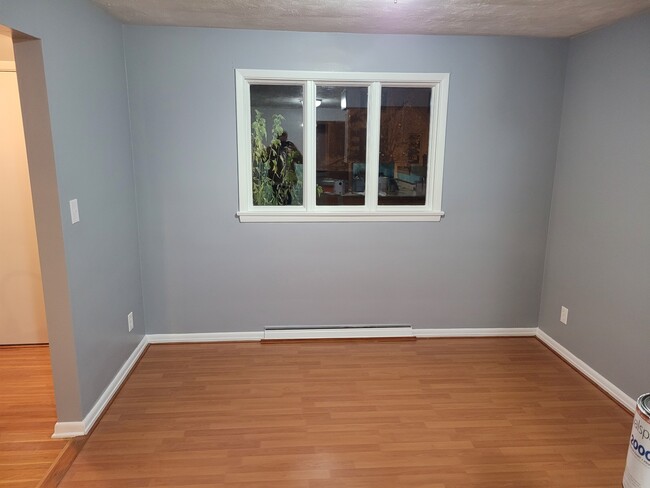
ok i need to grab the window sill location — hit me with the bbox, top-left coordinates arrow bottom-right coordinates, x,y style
237,211 -> 444,223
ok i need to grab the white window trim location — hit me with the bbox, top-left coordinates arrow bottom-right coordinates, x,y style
235,69 -> 450,222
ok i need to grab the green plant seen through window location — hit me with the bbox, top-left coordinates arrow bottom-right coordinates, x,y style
251,110 -> 298,206
251,110 -> 321,206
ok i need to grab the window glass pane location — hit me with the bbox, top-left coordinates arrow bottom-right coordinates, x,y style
378,87 -> 430,206
250,84 -> 304,206
316,86 -> 367,206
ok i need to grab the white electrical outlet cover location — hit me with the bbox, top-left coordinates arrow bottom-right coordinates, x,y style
128,312 -> 134,332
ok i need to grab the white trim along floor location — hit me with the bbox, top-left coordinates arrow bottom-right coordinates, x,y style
52,326 -> 635,439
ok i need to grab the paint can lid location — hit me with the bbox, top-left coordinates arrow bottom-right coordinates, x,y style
639,393 -> 650,416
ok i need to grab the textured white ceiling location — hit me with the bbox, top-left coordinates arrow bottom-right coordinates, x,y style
93,0 -> 650,37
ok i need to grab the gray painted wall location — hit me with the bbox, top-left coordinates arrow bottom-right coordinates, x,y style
0,0 -> 144,417
1,0 -> 644,424
538,13 -> 650,399
124,27 -> 567,334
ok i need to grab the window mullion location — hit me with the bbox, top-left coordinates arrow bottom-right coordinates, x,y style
303,81 -> 317,211
365,82 -> 381,211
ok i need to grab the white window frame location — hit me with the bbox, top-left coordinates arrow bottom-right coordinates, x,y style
235,69 -> 449,222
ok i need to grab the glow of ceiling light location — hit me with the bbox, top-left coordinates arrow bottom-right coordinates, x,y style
341,89 -> 347,110
300,99 -> 322,107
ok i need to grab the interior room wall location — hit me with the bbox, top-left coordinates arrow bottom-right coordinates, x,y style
124,26 -> 568,334
318,108 -> 347,123
538,13 -> 650,399
0,46 -> 48,345
13,37 -> 83,421
0,0 -> 144,418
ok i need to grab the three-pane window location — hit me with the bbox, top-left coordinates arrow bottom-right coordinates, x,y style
235,70 -> 449,222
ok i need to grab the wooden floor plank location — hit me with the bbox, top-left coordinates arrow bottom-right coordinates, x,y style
58,338 -> 632,487
0,346 -> 66,488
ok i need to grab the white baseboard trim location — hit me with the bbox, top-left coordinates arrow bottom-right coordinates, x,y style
51,336 -> 148,439
147,331 -> 264,343
148,327 -> 535,342
415,327 -> 537,338
536,329 -> 635,412
52,327 -> 635,439
51,421 -> 85,439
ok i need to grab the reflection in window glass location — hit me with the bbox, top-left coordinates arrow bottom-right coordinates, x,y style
378,87 -> 431,206
316,86 -> 368,206
250,84 -> 304,206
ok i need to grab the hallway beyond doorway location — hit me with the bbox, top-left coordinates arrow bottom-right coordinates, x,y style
0,345 -> 66,487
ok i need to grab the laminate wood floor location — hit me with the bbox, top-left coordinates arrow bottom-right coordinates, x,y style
59,338 -> 632,487
0,346 -> 66,487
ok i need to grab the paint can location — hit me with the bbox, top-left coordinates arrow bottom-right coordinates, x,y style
623,393 -> 650,487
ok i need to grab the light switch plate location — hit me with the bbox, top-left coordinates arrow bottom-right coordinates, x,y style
560,306 -> 569,325
69,199 -> 80,224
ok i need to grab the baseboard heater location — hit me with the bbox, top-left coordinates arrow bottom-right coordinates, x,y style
263,324 -> 414,340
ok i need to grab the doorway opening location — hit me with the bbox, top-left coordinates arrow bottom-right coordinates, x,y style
0,34 -> 48,346
0,23 -> 79,485
0,30 -> 64,485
